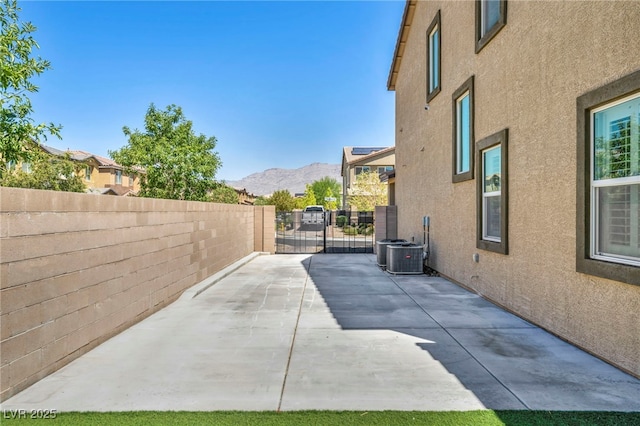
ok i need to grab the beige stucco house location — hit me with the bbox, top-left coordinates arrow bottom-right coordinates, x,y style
388,0 -> 640,377
341,146 -> 395,208
40,145 -> 142,195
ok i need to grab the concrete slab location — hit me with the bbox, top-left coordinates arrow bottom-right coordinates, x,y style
449,328 -> 640,410
280,329 -> 486,411
2,253 -> 640,412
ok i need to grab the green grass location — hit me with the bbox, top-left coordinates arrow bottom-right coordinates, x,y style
2,411 -> 639,426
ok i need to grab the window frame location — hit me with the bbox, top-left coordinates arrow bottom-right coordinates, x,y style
426,10 -> 441,103
452,76 -> 475,183
85,165 -> 92,181
115,169 -> 122,185
476,128 -> 508,254
475,0 -> 507,54
576,69 -> 640,286
355,166 -> 371,176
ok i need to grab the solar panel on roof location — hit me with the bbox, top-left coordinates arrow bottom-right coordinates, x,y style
351,147 -> 384,156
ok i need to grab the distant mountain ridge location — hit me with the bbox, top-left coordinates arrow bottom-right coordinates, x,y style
227,163 -> 341,196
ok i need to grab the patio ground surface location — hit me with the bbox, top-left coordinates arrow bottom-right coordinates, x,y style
2,253 -> 639,412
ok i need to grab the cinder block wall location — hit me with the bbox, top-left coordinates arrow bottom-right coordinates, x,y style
0,187 -> 275,401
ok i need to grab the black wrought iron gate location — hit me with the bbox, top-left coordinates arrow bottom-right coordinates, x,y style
275,210 -> 374,254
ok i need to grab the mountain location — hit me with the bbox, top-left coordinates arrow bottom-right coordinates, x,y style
227,163 -> 341,196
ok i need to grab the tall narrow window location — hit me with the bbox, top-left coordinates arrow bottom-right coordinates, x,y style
115,169 -> 122,184
577,69 -> 640,286
426,10 -> 441,102
477,129 -> 508,254
85,166 -> 92,181
475,0 -> 507,53
452,76 -> 474,182
482,146 -> 501,241
457,93 -> 470,173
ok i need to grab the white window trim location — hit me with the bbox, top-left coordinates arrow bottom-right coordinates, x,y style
480,0 -> 494,36
456,91 -> 471,174
428,26 -> 439,93
589,92 -> 640,267
482,145 -> 501,242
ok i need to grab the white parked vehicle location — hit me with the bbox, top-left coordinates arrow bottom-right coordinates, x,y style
301,205 -> 325,225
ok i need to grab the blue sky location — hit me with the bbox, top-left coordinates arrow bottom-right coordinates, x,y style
21,0 -> 404,181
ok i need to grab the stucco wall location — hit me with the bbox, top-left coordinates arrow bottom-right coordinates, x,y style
393,1 -> 640,376
0,187 -> 275,400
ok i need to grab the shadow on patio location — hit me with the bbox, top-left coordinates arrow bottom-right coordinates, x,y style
300,253 -> 640,411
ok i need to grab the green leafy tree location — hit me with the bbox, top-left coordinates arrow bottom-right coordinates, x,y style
110,104 -> 221,201
209,183 -> 239,204
293,196 -> 306,210
348,171 -> 387,211
254,195 -> 269,206
0,148 -> 84,192
311,176 -> 341,208
300,184 -> 316,207
0,0 -> 61,173
323,187 -> 337,210
267,189 -> 295,212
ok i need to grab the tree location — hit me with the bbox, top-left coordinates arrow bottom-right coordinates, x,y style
0,148 -> 85,192
311,176 -> 341,209
323,187 -> 337,210
254,196 -> 269,206
267,189 -> 295,212
209,183 -> 239,204
110,104 -> 221,201
298,184 -> 316,208
0,0 -> 61,172
347,171 -> 387,211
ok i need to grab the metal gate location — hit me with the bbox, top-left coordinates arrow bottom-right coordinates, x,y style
275,210 -> 374,254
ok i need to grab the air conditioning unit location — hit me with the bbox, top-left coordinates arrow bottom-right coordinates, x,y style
376,239 -> 408,268
386,243 -> 423,275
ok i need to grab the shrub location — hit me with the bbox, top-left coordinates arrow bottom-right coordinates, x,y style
343,225 -> 359,235
336,215 -> 348,227
360,224 -> 374,235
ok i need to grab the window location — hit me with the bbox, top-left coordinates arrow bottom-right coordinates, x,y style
475,0 -> 507,53
129,174 -> 135,186
378,166 -> 394,174
426,10 -> 441,102
452,76 -> 474,182
355,166 -> 370,175
85,166 -> 92,181
476,129 -> 508,254
592,96 -> 640,262
577,69 -> 640,286
115,169 -> 122,184
21,162 -> 31,173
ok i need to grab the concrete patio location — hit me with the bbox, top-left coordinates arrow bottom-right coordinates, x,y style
2,253 -> 639,412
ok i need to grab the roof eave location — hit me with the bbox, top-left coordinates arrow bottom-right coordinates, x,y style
347,146 -> 395,166
387,0 -> 417,91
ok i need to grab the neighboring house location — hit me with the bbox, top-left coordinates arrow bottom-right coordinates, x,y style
40,145 -> 142,195
388,0 -> 640,377
233,187 -> 257,205
379,169 -> 396,206
341,146 -> 395,208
